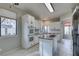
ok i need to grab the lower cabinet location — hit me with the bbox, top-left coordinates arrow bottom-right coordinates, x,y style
39,39 -> 54,56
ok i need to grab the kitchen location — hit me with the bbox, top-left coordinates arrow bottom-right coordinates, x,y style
0,3 -> 78,56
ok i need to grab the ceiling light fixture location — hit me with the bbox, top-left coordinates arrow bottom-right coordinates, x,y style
45,3 -> 54,13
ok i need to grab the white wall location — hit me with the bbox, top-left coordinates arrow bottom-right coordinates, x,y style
0,6 -> 26,54
0,9 -> 16,19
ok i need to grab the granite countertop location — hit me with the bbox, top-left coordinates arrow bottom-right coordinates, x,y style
39,37 -> 55,40
38,34 -> 56,40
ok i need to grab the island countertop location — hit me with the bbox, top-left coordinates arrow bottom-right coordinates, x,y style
39,37 -> 55,40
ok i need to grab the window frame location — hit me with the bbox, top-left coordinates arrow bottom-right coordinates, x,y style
0,16 -> 17,37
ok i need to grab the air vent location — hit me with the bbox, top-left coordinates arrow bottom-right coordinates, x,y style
10,3 -> 19,8
14,3 -> 19,5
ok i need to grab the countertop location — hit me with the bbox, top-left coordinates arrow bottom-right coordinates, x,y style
39,37 -> 55,40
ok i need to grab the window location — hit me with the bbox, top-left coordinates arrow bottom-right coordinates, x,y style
64,25 -> 72,35
0,17 -> 17,36
64,21 -> 72,38
41,26 -> 49,33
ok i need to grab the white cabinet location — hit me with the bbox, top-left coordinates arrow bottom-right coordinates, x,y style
27,15 -> 35,26
39,39 -> 54,56
35,20 -> 41,29
39,35 -> 59,56
22,14 -> 39,49
22,15 -> 30,48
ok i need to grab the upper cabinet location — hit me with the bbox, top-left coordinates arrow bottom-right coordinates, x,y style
27,15 -> 36,27
22,14 -> 40,48
22,14 -> 41,35
35,19 -> 41,29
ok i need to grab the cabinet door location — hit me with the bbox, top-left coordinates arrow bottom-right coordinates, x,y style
35,20 -> 39,28
22,15 -> 30,48
29,15 -> 35,27
42,40 -> 53,56
39,40 -> 43,56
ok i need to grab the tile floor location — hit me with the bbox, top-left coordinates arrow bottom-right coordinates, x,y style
1,44 -> 40,56
1,39 -> 73,56
58,39 -> 73,56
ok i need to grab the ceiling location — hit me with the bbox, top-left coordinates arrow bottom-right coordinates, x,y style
15,3 -> 76,19
0,3 -> 77,20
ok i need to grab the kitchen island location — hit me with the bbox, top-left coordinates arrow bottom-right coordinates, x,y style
39,35 -> 59,56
